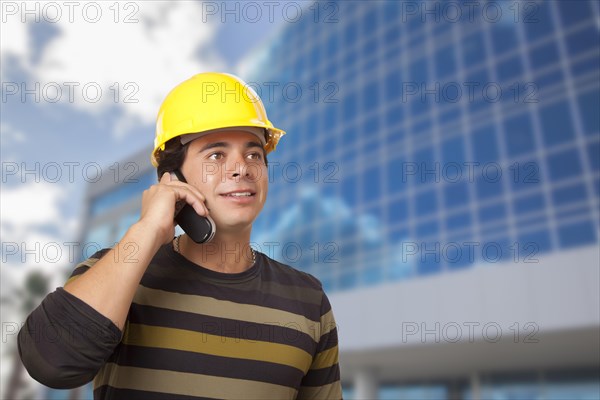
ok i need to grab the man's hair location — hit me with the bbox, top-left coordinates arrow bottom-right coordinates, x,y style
156,138 -> 190,179
155,137 -> 268,180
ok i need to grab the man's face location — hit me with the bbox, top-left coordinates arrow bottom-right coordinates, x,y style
180,130 -> 268,232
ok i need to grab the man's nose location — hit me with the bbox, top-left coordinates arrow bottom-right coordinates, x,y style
226,154 -> 253,180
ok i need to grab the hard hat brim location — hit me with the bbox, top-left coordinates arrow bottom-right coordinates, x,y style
150,125 -> 285,167
179,127 -> 267,146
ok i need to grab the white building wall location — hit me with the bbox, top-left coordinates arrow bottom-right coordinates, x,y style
331,244 -> 600,383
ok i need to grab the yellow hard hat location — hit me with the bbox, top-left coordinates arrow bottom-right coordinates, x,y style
151,72 -> 285,167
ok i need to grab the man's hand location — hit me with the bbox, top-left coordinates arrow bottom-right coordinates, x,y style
138,172 -> 209,245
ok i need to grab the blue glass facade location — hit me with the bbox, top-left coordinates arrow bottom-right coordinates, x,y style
88,169 -> 156,217
243,0 -> 600,294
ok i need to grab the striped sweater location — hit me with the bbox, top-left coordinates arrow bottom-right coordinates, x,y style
18,244 -> 342,399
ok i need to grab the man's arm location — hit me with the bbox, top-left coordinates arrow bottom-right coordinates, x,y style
17,280 -> 122,388
63,172 -> 207,330
18,172 -> 208,388
17,221 -> 163,389
297,293 -> 343,400
62,221 -> 164,330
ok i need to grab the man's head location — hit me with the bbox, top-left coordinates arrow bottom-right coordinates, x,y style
180,129 -> 269,230
151,72 -> 285,167
152,72 -> 285,231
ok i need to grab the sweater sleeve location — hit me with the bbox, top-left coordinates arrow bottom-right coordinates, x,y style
297,292 -> 343,400
17,250 -> 122,389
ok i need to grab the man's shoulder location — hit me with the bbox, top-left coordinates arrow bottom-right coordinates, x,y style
258,252 -> 324,292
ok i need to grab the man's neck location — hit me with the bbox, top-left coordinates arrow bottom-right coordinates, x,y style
178,229 -> 254,274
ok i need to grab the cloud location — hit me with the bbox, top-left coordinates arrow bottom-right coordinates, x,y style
1,181 -> 66,229
1,181 -> 79,273
0,5 -> 30,81
0,122 -> 27,146
2,1 -> 226,137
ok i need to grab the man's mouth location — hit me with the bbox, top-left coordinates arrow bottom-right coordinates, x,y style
224,192 -> 253,197
220,190 -> 256,197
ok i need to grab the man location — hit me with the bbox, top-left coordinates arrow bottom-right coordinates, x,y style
18,73 -> 342,399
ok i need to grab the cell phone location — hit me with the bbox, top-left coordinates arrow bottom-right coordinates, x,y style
170,170 -> 216,244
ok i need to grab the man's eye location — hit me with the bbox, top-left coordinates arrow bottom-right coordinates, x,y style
248,152 -> 263,160
208,152 -> 224,160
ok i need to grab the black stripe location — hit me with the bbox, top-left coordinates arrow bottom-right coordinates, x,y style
94,386 -> 219,400
260,256 -> 324,290
256,278 -> 323,306
139,273 -> 322,321
316,328 -> 339,353
89,248 -> 111,260
68,248 -> 111,279
319,292 -> 333,315
69,265 -> 89,279
300,365 -> 341,387
155,244 -> 324,292
113,344 -> 306,388
128,303 -> 317,355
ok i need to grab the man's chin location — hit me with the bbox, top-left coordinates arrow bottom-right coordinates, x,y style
214,217 -> 256,232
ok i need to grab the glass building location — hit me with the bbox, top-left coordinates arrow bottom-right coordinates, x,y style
62,1 -> 599,399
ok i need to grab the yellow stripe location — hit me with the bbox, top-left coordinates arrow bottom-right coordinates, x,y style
311,346 -> 339,370
123,323 -> 313,372
133,285 -> 320,342
95,363 -> 298,399
320,309 -> 337,337
64,275 -> 80,286
64,258 -> 100,285
78,257 -> 100,269
298,381 -> 342,400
